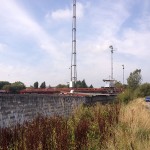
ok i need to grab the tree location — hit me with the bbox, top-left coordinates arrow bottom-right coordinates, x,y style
89,84 -> 94,88
76,80 -> 82,88
134,83 -> 150,98
114,81 -> 123,88
2,84 -> 11,91
11,81 -> 26,93
81,79 -> 88,88
127,69 -> 142,90
34,82 -> 39,89
56,84 -> 68,88
0,81 -> 11,89
75,79 -> 88,88
48,85 -> 51,88
40,82 -> 46,88
3,81 -> 26,93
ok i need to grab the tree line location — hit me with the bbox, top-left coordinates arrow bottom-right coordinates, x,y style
0,79 -> 94,93
32,79 -> 93,89
1,69 -> 150,97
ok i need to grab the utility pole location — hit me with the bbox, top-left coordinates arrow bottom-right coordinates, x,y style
70,0 -> 77,88
122,64 -> 124,85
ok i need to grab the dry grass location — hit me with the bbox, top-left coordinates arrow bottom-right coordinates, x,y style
106,98 -> 150,150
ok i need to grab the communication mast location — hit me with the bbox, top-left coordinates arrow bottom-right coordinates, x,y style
70,0 -> 77,88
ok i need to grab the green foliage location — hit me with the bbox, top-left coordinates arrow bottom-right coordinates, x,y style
56,84 -> 68,88
81,79 -> 88,88
134,83 -> 150,98
2,101 -> 150,149
118,82 -> 150,103
115,81 -> 123,88
12,81 -> 25,87
55,80 -> 92,88
117,89 -> 133,104
0,81 -> 10,89
40,81 -> 46,88
76,79 -> 88,88
0,103 -> 120,150
11,82 -> 26,93
118,69 -> 143,103
76,80 -> 82,88
89,84 -> 94,88
2,84 -> 11,91
127,69 -> 142,90
33,81 -> 38,88
2,81 -> 26,93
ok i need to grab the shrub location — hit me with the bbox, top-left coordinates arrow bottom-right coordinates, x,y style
117,89 -> 134,104
134,83 -> 150,98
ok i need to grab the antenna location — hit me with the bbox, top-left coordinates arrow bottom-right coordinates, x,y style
70,0 -> 77,88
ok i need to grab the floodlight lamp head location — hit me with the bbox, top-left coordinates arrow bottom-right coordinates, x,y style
109,45 -> 113,49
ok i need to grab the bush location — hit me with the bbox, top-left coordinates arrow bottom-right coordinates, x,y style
134,83 -> 150,98
2,81 -> 26,93
0,81 -> 10,89
117,89 -> 134,104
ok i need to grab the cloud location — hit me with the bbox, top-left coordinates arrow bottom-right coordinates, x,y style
74,0 -> 150,86
0,59 -> 70,87
84,1 -> 130,37
46,2 -> 84,22
0,0 -> 150,87
53,0 -> 150,86
78,0 -> 150,57
116,29 -> 150,59
0,0 -> 69,86
0,0 -> 63,59
51,8 -> 71,20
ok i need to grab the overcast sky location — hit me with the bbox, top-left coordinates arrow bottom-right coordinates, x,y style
0,0 -> 150,87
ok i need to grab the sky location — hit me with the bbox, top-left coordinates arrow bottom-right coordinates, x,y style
0,0 -> 150,87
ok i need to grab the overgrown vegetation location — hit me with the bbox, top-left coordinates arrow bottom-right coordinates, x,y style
1,99 -> 150,150
0,81 -> 26,93
117,69 -> 150,103
1,68 -> 150,149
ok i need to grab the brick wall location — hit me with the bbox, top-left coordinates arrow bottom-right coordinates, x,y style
0,94 -> 116,128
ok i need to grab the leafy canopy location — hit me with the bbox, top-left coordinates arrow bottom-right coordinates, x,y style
127,69 -> 142,90
0,81 -> 11,89
3,81 -> 26,93
134,83 -> 150,97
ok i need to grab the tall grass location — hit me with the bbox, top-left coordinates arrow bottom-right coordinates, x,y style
0,98 -> 150,150
107,98 -> 150,150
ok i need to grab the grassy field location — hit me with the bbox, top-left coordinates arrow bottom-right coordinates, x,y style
0,98 -> 150,150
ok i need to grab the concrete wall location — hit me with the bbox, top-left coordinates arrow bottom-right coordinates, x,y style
0,94 -> 116,128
